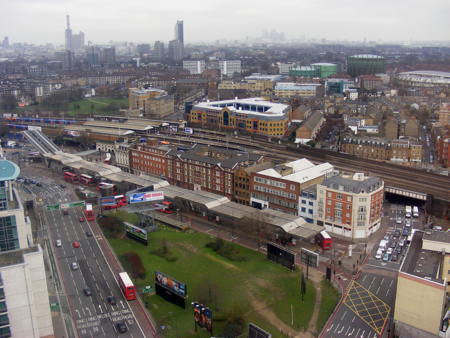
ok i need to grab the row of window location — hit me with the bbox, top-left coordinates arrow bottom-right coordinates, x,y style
251,193 -> 297,209
253,185 -> 296,200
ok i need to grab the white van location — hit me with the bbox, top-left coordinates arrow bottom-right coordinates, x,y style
56,239 -> 62,247
375,249 -> 383,259
379,239 -> 388,252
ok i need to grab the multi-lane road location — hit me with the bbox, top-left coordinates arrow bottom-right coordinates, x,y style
19,171 -> 146,338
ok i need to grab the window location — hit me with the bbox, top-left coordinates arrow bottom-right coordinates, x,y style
0,302 -> 6,313
301,207 -> 306,212
0,289 -> 3,301
0,326 -> 11,338
327,192 -> 332,197
0,314 -> 8,326
327,200 -> 331,205
337,194 -> 342,200
308,209 -> 313,214
347,196 -> 352,202
308,201 -> 313,206
301,200 -> 306,204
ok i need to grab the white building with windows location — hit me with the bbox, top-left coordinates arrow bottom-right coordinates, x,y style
183,60 -> 206,75
219,60 -> 241,76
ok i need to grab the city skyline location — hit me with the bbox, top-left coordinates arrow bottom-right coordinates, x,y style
0,0 -> 449,45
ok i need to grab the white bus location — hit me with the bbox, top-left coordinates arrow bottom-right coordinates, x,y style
413,206 -> 419,218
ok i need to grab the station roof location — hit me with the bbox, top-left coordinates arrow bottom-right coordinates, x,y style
83,120 -> 156,132
105,172 -> 169,189
210,201 -> 255,219
161,185 -> 229,209
66,125 -> 135,136
259,209 -> 322,238
0,160 -> 20,181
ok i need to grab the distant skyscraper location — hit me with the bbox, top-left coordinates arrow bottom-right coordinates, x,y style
153,41 -> 165,60
72,31 -> 85,50
1,37 -> 9,48
63,50 -> 74,70
175,20 -> 184,44
65,15 -> 72,51
86,46 -> 100,67
173,20 -> 184,60
100,47 -> 116,65
168,40 -> 183,62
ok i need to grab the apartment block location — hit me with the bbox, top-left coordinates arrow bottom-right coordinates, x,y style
274,83 -> 321,98
250,158 -> 333,215
316,173 -> 384,239
128,87 -> 174,118
183,60 -> 206,75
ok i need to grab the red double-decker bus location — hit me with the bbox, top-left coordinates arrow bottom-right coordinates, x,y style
79,174 -> 94,185
118,272 -> 136,300
316,230 -> 333,250
63,171 -> 78,183
84,203 -> 95,221
102,195 -> 127,210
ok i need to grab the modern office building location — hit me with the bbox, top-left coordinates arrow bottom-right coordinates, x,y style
347,54 -> 386,77
189,97 -> 291,137
219,60 -> 242,77
175,20 -> 184,44
100,47 -> 116,65
316,173 -> 384,239
310,63 -> 339,78
71,31 -> 85,51
394,230 -> 449,337
128,87 -> 174,118
274,83 -> 321,98
183,60 -> 206,75
0,158 -> 53,338
250,158 -> 333,215
168,40 -> 183,61
153,41 -> 165,60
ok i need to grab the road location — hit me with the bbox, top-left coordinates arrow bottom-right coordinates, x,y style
20,171 -> 146,338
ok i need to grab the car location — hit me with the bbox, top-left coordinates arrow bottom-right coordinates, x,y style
72,241 -> 80,248
107,296 -> 117,305
393,230 -> 401,238
83,288 -> 92,296
391,253 -> 398,262
386,248 -> 393,255
390,241 -> 396,248
434,226 -> 443,231
382,253 -> 390,262
79,217 -> 85,222
85,231 -> 93,237
383,235 -> 390,241
63,210 -> 69,216
396,217 -> 402,224
71,262 -> 79,270
56,239 -> 62,247
399,239 -> 405,247
60,184 -> 66,189
396,246 -> 402,254
36,182 -> 42,187
375,250 -> 383,259
402,229 -> 409,237
115,321 -> 128,334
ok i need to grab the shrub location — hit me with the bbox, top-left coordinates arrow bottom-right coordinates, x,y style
150,239 -> 178,262
121,252 -> 146,279
206,238 -> 246,262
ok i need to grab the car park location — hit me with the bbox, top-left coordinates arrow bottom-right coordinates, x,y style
107,295 -> 117,305
72,241 -> 80,248
382,253 -> 390,262
83,288 -> 92,296
56,239 -> 62,247
71,262 -> 79,270
116,321 -> 127,334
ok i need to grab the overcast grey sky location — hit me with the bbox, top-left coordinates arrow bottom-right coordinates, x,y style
1,0 -> 449,45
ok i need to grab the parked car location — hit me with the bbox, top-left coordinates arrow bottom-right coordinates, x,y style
402,228 -> 409,237
375,250 -> 383,259
387,248 -> 393,255
382,253 -> 390,262
63,210 -> 69,216
391,253 -> 398,262
396,247 -> 402,254
393,230 -> 401,238
396,217 -> 402,224
79,217 -> 85,222
399,239 -> 405,247
405,219 -> 411,227
390,241 -> 396,248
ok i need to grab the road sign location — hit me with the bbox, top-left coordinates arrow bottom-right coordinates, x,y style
300,248 -> 319,268
142,286 -> 152,294
46,204 -> 60,211
60,201 -> 86,209
50,302 -> 59,311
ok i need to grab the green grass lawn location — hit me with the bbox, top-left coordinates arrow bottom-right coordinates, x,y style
66,97 -> 128,116
104,222 -> 317,338
316,279 -> 340,333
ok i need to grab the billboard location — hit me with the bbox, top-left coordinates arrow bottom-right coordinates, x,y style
300,248 -> 319,268
249,323 -> 272,338
267,242 -> 296,270
128,191 -> 164,204
155,271 -> 187,308
99,196 -> 116,206
184,127 -> 193,135
124,222 -> 148,245
193,302 -> 213,333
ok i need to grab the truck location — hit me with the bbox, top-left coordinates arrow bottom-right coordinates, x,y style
378,239 -> 389,252
405,205 -> 412,218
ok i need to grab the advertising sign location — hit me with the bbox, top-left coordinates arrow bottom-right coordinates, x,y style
267,242 -> 296,271
184,127 -> 193,135
124,222 -> 148,244
60,201 -> 86,209
300,248 -> 319,268
193,302 -> 213,333
99,196 -> 116,206
155,271 -> 186,297
128,191 -> 164,204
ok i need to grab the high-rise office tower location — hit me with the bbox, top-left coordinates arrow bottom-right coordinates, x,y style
0,157 -> 53,337
64,15 -> 72,51
100,47 -> 116,65
153,41 -> 165,60
72,31 -> 85,50
1,37 -> 9,48
173,20 -> 184,59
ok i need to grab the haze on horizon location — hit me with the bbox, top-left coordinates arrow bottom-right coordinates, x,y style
1,0 -> 449,45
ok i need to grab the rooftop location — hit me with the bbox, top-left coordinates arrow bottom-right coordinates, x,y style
193,97 -> 290,119
129,87 -> 166,95
400,231 -> 443,284
0,245 -> 40,268
0,160 -> 20,181
275,83 -> 321,91
320,174 -> 382,194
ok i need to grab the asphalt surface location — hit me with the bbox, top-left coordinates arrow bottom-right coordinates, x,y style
20,172 -> 145,338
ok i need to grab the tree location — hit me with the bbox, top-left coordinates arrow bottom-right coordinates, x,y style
0,95 -> 17,112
